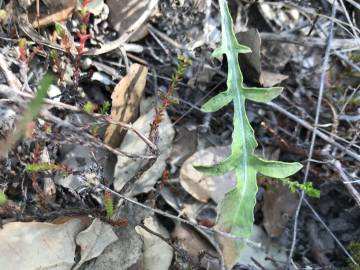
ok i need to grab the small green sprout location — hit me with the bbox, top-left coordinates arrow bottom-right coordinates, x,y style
278,178 -> 320,198
104,191 -> 114,218
55,23 -> 65,38
348,242 -> 360,270
99,101 -> 110,115
25,163 -> 59,173
0,192 -> 7,206
83,101 -> 96,114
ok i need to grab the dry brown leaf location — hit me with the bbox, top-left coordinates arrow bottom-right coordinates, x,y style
0,219 -> 87,270
172,223 -> 219,269
260,71 -> 289,87
135,216 -> 173,270
104,64 -> 148,148
215,234 -> 243,270
236,29 -> 261,84
262,182 -> 298,238
74,219 -> 118,270
114,99 -> 175,194
180,146 -> 236,203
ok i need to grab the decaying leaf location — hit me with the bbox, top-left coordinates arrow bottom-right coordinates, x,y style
262,182 -> 299,238
180,146 -> 236,203
260,71 -> 289,87
168,125 -> 198,168
172,223 -> 220,269
114,99 -> 175,195
74,218 -> 118,270
83,203 -> 148,270
236,28 -> 288,87
104,64 -> 148,148
0,219 -> 87,270
238,225 -> 288,269
236,28 -> 261,84
136,216 -> 173,270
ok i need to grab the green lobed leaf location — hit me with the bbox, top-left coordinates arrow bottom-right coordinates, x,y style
194,0 -> 303,261
194,153 -> 238,176
243,86 -> 283,103
252,156 -> 303,179
200,90 -> 232,112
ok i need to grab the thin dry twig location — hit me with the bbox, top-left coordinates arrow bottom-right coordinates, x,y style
0,85 -> 158,152
260,32 -> 359,50
267,101 -> 360,161
0,54 -> 22,91
332,160 -> 360,207
40,110 -> 156,160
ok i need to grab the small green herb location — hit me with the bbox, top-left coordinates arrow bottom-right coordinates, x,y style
55,23 -> 65,37
89,123 -> 100,136
0,192 -> 7,206
350,53 -> 360,63
99,101 -> 110,115
25,163 -> 59,173
348,242 -> 360,270
83,101 -> 96,114
277,178 -> 320,198
104,191 -> 114,218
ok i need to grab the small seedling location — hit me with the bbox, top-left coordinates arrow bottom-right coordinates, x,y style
18,38 -> 28,62
348,242 -> 360,270
99,101 -> 110,115
0,192 -> 7,206
83,101 -> 96,114
104,191 -> 114,218
149,55 -> 191,140
279,178 -> 320,198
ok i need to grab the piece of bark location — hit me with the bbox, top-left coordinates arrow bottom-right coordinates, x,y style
104,64 -> 148,148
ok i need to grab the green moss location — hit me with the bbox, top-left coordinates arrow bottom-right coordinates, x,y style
348,242 -> 360,270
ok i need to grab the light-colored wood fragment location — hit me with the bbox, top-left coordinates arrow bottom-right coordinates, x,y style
104,64 -> 148,148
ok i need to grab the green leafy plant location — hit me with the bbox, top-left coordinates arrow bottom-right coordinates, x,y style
99,101 -> 111,115
25,163 -> 60,173
83,101 -> 96,114
149,55 -> 191,141
104,191 -> 114,218
348,242 -> 360,270
0,191 -> 7,206
278,178 -> 320,198
194,0 -> 303,242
